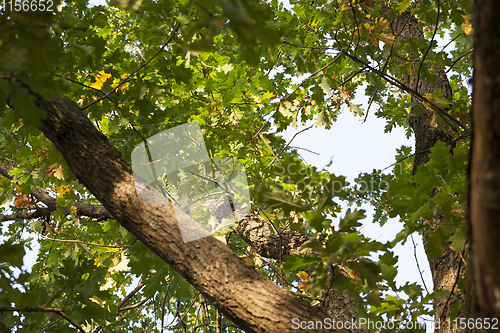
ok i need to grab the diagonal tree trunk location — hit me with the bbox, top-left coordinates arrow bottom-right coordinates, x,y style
35,95 -> 349,333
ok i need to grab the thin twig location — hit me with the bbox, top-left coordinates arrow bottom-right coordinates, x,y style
411,234 -> 429,294
362,87 -> 378,123
55,74 -> 116,105
415,0 -> 440,94
250,52 -> 342,140
266,125 -> 313,170
160,281 -> 172,333
92,282 -> 145,333
43,264 -> 80,307
282,52 -> 342,103
339,66 -> 367,87
440,32 -> 462,53
118,295 -> 153,312
34,238 -> 55,291
282,41 -> 332,50
446,49 -> 473,74
3,128 -> 20,149
289,146 -> 319,155
36,232 -> 133,249
371,131 -> 469,177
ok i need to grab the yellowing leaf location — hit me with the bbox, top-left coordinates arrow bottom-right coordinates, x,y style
461,15 -> 473,36
53,164 -> 64,180
254,254 -> 263,267
36,150 -> 49,159
396,0 -> 411,13
14,194 -> 33,208
279,101 -> 294,118
314,110 -> 325,127
77,95 -> 86,106
89,71 -> 112,90
433,98 -> 452,109
376,32 -> 396,45
119,82 -> 130,91
319,78 -> 333,96
344,266 -> 360,279
373,18 -> 389,32
56,184 -> 74,197
261,91 -> 276,101
349,103 -> 364,117
297,271 -> 310,291
297,271 -> 309,281
298,281 -> 308,291
339,87 -> 352,100
423,92 -> 435,101
46,163 -> 64,180
340,2 -> 350,11
260,212 -> 275,222
111,252 -> 130,273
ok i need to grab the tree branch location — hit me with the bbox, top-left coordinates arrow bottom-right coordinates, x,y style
339,50 -> 470,132
0,306 -> 85,332
0,162 -> 112,221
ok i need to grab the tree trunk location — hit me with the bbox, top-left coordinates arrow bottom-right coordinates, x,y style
35,96 -> 348,333
386,9 -> 465,332
470,0 -> 500,320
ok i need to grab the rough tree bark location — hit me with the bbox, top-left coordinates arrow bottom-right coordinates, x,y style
35,95 -> 348,333
470,0 -> 500,320
384,8 -> 465,332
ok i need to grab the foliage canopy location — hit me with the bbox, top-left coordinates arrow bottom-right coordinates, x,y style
0,0 -> 472,331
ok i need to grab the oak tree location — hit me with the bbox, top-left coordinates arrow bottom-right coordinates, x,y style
0,0 -> 487,332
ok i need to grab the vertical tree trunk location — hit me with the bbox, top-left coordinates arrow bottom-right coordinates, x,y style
470,0 -> 500,320
385,8 -> 465,332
